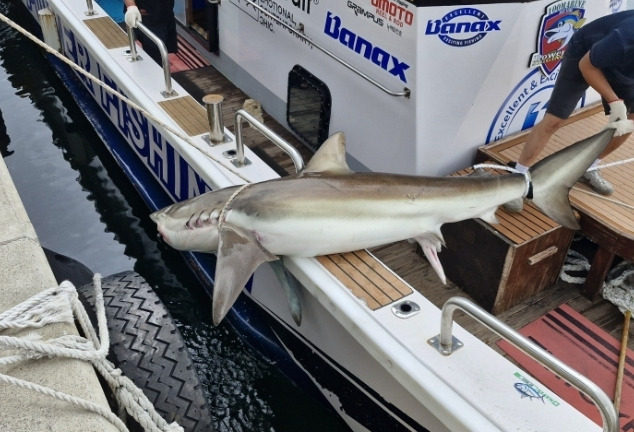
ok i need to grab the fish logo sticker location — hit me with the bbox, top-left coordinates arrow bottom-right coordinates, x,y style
514,382 -> 546,403
529,1 -> 586,76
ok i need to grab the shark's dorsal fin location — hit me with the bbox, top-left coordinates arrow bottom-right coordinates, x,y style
212,224 -> 278,325
301,132 -> 352,174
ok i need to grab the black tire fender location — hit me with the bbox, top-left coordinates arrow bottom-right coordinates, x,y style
77,271 -> 214,432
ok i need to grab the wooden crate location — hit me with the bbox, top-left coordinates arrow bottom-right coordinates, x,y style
436,167 -> 575,314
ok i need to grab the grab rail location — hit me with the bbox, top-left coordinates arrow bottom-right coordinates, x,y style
126,23 -> 177,98
233,109 -> 304,174
428,297 -> 618,432
243,0 -> 410,99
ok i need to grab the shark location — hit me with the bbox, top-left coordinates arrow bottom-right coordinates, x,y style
150,127 -> 615,325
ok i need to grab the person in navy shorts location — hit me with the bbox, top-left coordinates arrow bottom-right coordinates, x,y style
507,10 -> 634,212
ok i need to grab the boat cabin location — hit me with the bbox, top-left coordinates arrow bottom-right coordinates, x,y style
174,0 -> 616,176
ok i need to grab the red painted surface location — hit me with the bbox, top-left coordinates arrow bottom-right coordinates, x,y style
498,305 -> 634,430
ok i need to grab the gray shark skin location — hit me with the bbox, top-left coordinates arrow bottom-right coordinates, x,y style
151,128 -> 614,325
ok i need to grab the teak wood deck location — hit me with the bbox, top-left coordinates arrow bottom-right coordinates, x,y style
477,104 -> 634,301
82,15 -> 633,352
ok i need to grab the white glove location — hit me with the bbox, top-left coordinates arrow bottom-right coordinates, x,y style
125,5 -> 142,28
608,99 -> 627,122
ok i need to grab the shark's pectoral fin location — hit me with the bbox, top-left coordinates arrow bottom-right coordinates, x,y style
270,260 -> 302,326
212,224 -> 278,325
415,232 -> 447,285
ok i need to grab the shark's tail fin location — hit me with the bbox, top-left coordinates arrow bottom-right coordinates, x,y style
529,127 -> 615,229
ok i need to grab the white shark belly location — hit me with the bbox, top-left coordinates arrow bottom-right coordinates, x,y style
229,212 -> 427,257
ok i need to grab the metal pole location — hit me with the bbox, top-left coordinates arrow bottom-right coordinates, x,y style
202,94 -> 225,144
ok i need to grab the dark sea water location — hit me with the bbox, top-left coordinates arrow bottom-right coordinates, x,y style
0,1 -> 348,430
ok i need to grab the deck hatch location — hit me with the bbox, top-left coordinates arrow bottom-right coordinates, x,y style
158,96 -> 208,136
84,17 -> 128,50
317,250 -> 412,310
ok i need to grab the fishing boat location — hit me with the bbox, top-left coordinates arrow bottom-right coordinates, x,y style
8,0 -> 632,430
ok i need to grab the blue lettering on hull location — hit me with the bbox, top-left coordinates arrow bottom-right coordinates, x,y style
324,11 -> 410,83
61,26 -> 211,201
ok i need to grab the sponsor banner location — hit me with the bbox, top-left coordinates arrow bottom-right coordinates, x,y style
321,1 -> 416,84
231,0 -> 315,40
486,67 -> 584,143
413,0 -> 610,175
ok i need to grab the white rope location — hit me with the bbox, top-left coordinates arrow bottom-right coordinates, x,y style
602,261 -> 634,314
0,274 -> 184,432
588,157 -> 634,172
570,186 -> 634,210
471,163 -> 533,198
559,249 -> 591,284
0,283 -> 74,329
0,11 -> 250,185
218,182 -> 251,225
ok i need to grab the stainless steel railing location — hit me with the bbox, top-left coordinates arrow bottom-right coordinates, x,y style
232,109 -> 304,173
428,296 -> 618,432
126,23 -> 177,98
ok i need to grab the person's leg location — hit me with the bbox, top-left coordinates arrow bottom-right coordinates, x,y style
581,111 -> 634,195
517,113 -> 566,166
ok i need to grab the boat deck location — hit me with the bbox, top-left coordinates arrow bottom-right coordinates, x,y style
77,0 -> 633,356
478,104 -> 634,303
167,38 -> 633,353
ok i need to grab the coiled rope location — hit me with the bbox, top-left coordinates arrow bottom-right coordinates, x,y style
0,11 -> 251,185
0,275 -> 184,432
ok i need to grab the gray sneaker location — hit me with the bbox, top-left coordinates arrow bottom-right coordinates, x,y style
581,170 -> 613,195
503,198 -> 523,213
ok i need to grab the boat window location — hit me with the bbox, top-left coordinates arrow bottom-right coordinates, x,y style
287,65 -> 331,152
184,0 -> 219,52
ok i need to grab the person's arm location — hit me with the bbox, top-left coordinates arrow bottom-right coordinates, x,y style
579,52 -> 627,122
124,0 -> 142,27
578,52 -> 619,102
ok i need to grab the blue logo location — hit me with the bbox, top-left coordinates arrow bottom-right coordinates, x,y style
324,11 -> 410,83
610,0 -> 624,13
486,68 -> 585,144
425,8 -> 501,47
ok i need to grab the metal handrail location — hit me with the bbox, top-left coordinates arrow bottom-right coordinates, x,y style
126,23 -> 177,98
233,109 -> 304,173
244,0 -> 410,99
84,0 -> 97,16
429,297 -> 618,432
